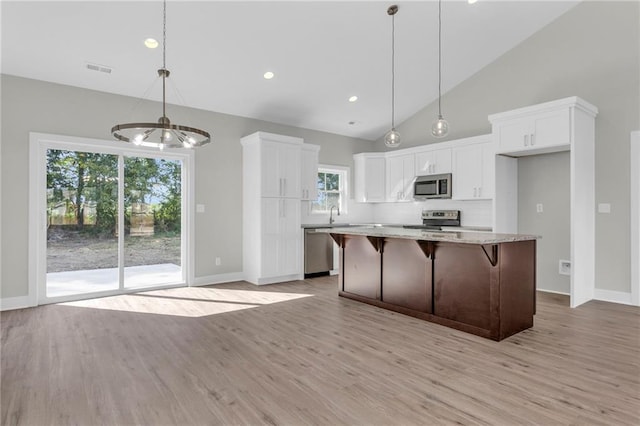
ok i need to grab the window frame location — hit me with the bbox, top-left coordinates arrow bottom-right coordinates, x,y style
311,164 -> 349,215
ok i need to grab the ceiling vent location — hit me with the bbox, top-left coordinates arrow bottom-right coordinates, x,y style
85,62 -> 112,74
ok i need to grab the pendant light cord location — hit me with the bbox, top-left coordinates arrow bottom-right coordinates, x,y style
391,10 -> 396,129
162,0 -> 167,119
437,0 -> 442,119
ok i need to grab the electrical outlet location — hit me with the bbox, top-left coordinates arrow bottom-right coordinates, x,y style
215,257 -> 221,266
536,203 -> 543,213
598,203 -> 611,213
559,259 -> 571,276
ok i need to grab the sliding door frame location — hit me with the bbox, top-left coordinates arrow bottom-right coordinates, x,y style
29,132 -> 195,305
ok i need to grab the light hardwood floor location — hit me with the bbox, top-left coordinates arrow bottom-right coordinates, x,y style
1,276 -> 639,425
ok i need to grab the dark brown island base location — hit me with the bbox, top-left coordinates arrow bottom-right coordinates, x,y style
318,227 -> 539,341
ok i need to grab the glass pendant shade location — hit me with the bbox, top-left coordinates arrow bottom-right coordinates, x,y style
384,128 -> 401,147
431,115 -> 449,138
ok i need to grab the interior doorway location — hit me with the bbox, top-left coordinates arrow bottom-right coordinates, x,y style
30,133 -> 194,304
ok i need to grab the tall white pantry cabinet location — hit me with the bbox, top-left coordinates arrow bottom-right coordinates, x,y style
241,132 -> 319,285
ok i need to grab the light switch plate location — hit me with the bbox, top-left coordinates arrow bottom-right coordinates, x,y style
536,203 -> 543,213
598,203 -> 611,213
196,204 -> 205,213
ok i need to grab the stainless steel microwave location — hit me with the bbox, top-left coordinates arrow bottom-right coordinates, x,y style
414,173 -> 452,199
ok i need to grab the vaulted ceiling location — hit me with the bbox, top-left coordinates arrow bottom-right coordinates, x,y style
1,1 -> 580,140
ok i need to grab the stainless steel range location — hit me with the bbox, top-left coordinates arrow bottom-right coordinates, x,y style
403,210 -> 460,231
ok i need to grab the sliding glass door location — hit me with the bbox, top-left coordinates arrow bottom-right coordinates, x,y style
36,135 -> 192,304
124,156 -> 182,288
46,150 -> 120,297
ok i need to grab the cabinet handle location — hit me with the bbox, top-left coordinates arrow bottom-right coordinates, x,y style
474,187 -> 478,197
524,134 -> 529,146
279,178 -> 283,196
478,187 -> 482,197
530,133 -> 535,146
283,178 -> 287,196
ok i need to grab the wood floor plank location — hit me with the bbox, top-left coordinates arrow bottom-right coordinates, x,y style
1,276 -> 639,425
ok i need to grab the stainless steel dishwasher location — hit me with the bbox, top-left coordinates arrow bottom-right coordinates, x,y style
304,228 -> 334,277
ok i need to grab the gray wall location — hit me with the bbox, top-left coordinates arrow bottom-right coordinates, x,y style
374,1 -> 640,294
0,75 -> 374,298
518,152 -> 571,294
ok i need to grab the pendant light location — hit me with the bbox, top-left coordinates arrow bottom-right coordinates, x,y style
384,5 -> 401,148
111,0 -> 210,149
431,0 -> 449,138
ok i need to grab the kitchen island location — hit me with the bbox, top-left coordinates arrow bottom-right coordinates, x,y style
317,226 -> 538,341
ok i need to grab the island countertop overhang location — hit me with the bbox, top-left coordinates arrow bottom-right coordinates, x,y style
315,226 -> 539,245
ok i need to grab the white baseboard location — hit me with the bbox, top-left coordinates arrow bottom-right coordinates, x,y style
536,288 -> 570,296
0,295 -> 36,311
593,289 -> 635,306
192,272 -> 245,287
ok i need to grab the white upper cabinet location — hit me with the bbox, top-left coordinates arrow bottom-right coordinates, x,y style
489,97 -> 597,157
260,141 -> 301,198
452,139 -> 494,200
354,153 -> 386,202
386,153 -> 415,202
301,144 -> 320,201
415,148 -> 452,176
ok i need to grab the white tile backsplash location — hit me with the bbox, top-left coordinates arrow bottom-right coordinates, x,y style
302,198 -> 493,229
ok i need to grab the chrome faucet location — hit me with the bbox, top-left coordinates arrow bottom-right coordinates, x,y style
329,205 -> 340,224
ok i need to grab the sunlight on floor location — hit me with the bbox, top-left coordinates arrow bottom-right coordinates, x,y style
59,286 -> 314,317
47,264 -> 182,297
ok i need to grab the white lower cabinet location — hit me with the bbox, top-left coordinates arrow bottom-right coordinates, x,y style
261,198 -> 300,278
452,141 -> 494,200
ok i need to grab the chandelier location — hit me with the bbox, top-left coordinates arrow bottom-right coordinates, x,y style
111,0 -> 210,149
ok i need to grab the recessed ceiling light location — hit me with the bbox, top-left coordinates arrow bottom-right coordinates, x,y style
263,71 -> 275,80
144,38 -> 158,49
468,0 -> 478,4
348,95 -> 358,103
348,121 -> 357,125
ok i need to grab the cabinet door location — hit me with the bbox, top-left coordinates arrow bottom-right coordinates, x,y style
261,198 -> 300,277
261,198 -> 281,277
531,109 -> 570,149
415,148 -> 452,175
480,143 -> 495,199
364,157 -> 386,202
301,147 -> 318,200
279,199 -> 300,275
281,144 -> 301,198
386,154 -> 414,202
496,118 -> 530,153
261,142 -> 282,198
434,243 -> 492,330
260,142 -> 301,198
400,154 -> 415,201
386,156 -> 404,201
452,144 -> 483,200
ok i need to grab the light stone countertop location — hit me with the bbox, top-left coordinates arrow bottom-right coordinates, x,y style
315,226 -> 539,245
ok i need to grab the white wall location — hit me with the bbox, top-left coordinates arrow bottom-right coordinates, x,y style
0,75 -> 374,300
373,1 -> 640,294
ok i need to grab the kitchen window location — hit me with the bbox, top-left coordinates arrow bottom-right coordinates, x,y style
311,165 -> 348,214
